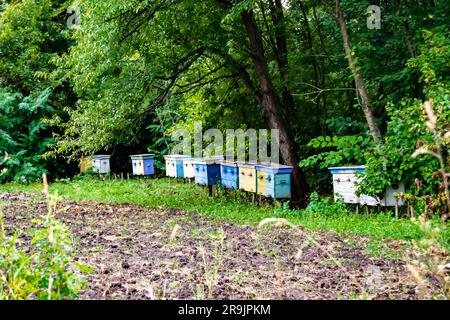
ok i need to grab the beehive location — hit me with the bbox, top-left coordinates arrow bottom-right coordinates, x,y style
329,166 -> 405,206
237,162 -> 257,193
92,155 -> 111,174
164,155 -> 191,178
256,164 -> 293,199
183,159 -> 196,179
130,154 -> 155,176
193,157 -> 223,186
79,156 -> 93,173
360,183 -> 406,206
220,160 -> 239,189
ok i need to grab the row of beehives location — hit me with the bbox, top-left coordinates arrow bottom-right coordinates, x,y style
82,154 -> 293,199
164,155 -> 294,199
82,155 -> 404,206
80,154 -> 155,175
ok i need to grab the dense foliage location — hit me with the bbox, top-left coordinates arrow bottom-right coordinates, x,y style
0,87 -> 54,183
0,0 -> 449,215
0,0 -> 75,181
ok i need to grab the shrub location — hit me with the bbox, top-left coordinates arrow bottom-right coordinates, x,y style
0,87 -> 55,184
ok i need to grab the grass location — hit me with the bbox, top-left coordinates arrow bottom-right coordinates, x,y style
0,175 -> 448,247
363,240 -> 403,260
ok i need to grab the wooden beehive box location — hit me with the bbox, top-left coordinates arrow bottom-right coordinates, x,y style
237,162 -> 257,193
219,160 -> 239,189
92,155 -> 111,174
256,163 -> 293,199
164,155 -> 191,178
183,159 -> 196,179
360,183 -> 406,206
193,157 -> 223,186
130,154 -> 155,176
329,166 -> 405,206
79,156 -> 93,173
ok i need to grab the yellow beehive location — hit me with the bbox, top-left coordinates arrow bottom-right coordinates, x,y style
256,170 -> 269,196
80,156 -> 93,173
238,163 -> 257,193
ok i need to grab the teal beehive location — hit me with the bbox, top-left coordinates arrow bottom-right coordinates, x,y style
255,163 -> 293,199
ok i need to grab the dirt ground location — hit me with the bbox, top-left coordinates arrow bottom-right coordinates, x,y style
0,192 -> 425,300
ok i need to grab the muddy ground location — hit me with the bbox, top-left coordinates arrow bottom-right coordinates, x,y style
0,192 -> 427,300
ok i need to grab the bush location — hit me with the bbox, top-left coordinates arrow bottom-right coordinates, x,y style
0,87 -> 55,184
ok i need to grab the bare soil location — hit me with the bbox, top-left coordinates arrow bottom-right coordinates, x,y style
0,192 -> 422,300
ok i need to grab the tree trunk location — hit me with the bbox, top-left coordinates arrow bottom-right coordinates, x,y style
334,0 -> 382,142
267,0 -> 296,123
241,10 -> 309,206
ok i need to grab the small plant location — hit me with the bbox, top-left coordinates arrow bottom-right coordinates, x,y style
304,192 -> 348,217
0,193 -> 90,300
273,201 -> 292,216
198,228 -> 226,299
0,218 -> 36,300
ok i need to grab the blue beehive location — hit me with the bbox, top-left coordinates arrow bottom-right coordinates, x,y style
164,155 -> 191,178
194,157 -> 223,186
130,154 -> 155,176
219,160 -> 239,189
255,164 -> 293,199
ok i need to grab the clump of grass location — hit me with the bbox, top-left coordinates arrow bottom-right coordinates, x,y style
197,228 -> 226,299
364,241 -> 403,260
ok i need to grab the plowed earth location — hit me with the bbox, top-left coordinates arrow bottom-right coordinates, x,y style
0,192 -> 423,300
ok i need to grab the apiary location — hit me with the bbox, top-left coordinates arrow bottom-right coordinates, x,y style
130,154 -> 155,176
92,155 -> 111,174
329,166 -> 405,206
256,164 -> 293,199
219,160 -> 239,189
164,155 -> 191,178
237,162 -> 257,193
193,157 -> 222,186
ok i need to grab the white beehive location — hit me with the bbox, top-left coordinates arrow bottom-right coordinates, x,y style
164,155 -> 191,178
360,183 -> 405,206
183,159 -> 196,179
92,155 -> 111,174
329,166 -> 404,207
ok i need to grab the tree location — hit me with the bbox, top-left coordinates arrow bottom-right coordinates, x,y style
322,0 -> 381,142
0,87 -> 54,183
51,0 -> 449,203
55,0 -> 310,204
0,0 -> 76,182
